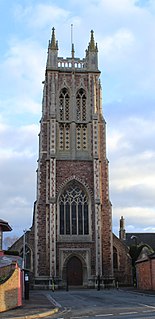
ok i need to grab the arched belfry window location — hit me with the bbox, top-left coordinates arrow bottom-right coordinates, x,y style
113,246 -> 118,270
59,88 -> 70,121
59,181 -> 89,235
76,88 -> 86,121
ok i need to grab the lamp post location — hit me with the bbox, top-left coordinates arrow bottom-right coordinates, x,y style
130,235 -> 138,287
22,229 -> 30,299
22,228 -> 31,269
22,229 -> 27,270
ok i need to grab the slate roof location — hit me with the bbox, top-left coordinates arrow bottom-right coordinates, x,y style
0,255 -> 22,268
124,233 -> 155,252
0,219 -> 12,232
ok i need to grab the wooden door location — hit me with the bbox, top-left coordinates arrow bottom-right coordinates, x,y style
67,256 -> 83,286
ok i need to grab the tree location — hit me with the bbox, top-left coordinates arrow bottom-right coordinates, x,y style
129,243 -> 154,286
3,235 -> 19,250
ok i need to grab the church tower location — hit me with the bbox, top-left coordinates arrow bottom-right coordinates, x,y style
34,28 -> 113,288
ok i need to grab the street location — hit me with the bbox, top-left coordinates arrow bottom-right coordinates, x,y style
44,288 -> 155,319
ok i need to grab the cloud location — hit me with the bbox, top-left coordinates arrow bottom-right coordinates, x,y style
0,123 -> 38,237
113,206 -> 155,236
101,28 -> 135,60
0,0 -> 155,240
0,123 -> 38,158
0,38 -> 45,118
14,3 -> 70,29
107,115 -> 155,156
105,97 -> 155,235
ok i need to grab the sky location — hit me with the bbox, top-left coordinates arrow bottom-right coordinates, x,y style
0,0 -> 155,241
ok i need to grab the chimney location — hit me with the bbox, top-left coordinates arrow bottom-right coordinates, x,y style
119,216 -> 126,240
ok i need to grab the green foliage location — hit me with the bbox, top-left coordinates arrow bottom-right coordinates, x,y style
0,275 -> 8,284
0,269 -> 15,284
129,243 -> 153,265
129,243 -> 154,287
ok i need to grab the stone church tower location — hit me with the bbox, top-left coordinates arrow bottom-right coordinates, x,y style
34,28 -> 113,288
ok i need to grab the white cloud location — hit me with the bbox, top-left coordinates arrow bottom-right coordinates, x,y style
0,38 -> 45,117
0,0 -> 155,239
113,206 -> 155,236
14,3 -> 70,28
0,123 -> 38,160
101,29 -> 135,60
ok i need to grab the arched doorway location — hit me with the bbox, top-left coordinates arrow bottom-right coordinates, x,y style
67,256 -> 83,286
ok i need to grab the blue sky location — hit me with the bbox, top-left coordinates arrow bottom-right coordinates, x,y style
0,0 -> 155,240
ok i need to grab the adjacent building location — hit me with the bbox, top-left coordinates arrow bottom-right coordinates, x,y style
0,219 -> 12,251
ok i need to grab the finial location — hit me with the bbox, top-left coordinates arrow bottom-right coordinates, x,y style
71,24 -> 75,58
88,30 -> 98,52
90,30 -> 95,50
50,27 -> 57,50
72,43 -> 75,59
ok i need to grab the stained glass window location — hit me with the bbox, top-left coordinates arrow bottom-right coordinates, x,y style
59,182 -> 89,235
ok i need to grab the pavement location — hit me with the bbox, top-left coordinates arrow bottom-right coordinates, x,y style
121,286 -> 155,296
0,290 -> 59,319
1,287 -> 155,319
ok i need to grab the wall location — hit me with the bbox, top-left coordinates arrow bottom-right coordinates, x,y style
0,264 -> 13,279
113,234 -> 132,286
9,228 -> 34,286
0,264 -> 22,312
136,258 -> 155,290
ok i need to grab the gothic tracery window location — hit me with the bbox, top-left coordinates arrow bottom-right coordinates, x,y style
76,89 -> 87,151
59,88 -> 70,121
59,182 -> 89,235
76,88 -> 86,121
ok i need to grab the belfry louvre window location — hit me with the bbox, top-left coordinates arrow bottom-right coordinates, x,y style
76,124 -> 87,150
59,88 -> 70,121
59,182 -> 89,235
59,124 -> 70,150
76,88 -> 86,121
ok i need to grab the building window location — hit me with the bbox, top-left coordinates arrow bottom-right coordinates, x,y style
113,246 -> 118,269
59,182 -> 89,235
59,88 -> 70,121
59,124 -> 70,150
76,88 -> 86,121
76,124 -> 87,150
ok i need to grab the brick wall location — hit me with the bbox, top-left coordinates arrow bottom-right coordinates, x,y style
136,258 -> 155,290
0,264 -> 22,312
151,259 -> 155,290
56,160 -> 94,193
113,234 -> 132,286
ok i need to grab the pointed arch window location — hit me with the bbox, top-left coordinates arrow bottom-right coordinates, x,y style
76,88 -> 86,121
59,182 -> 89,235
59,88 -> 70,121
113,246 -> 118,270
